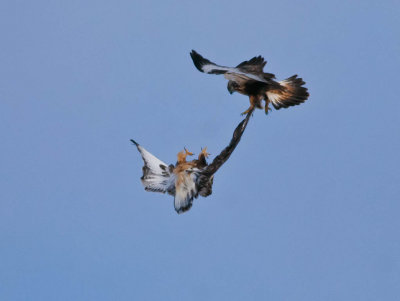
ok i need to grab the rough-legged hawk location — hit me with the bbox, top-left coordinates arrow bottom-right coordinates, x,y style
190,50 -> 309,115
131,110 -> 252,214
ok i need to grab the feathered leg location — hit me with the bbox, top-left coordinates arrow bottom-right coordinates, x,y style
241,95 -> 258,115
264,98 -> 272,114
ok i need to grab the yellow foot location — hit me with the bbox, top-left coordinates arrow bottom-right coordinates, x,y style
184,147 -> 194,156
240,107 -> 254,116
265,105 -> 272,115
200,147 -> 210,158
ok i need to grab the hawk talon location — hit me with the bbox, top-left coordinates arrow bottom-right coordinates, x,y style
241,107 -> 255,116
200,147 -> 210,158
240,109 -> 250,116
184,147 -> 194,156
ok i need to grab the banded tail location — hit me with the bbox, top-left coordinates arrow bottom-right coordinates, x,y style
266,75 -> 309,110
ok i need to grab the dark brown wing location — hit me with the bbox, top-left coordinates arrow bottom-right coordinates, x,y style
200,109 -> 253,177
236,56 -> 266,73
236,56 -> 275,80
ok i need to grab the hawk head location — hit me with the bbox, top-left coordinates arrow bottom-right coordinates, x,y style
227,81 -> 239,94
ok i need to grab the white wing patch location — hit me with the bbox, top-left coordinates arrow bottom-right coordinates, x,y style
132,141 -> 175,194
224,70 -> 268,83
201,64 -> 231,74
190,50 -> 267,83
202,64 -> 267,83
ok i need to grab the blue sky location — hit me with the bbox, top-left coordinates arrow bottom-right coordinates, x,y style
1,0 -> 399,300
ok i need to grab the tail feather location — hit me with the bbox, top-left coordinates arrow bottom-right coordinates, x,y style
266,75 -> 309,110
174,171 -> 199,214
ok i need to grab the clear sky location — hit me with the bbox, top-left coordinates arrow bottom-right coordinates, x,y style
1,0 -> 399,300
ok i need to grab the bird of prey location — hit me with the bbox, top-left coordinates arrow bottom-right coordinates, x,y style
131,110 -> 253,214
190,50 -> 309,115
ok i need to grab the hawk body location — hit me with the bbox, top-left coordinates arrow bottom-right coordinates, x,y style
190,50 -> 309,114
131,111 -> 252,214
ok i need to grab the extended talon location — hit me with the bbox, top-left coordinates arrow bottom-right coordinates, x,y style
177,147 -> 194,163
184,147 -> 194,156
200,147 -> 210,158
264,99 -> 272,115
241,106 -> 254,116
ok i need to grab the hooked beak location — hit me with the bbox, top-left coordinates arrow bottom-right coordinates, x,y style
227,85 -> 234,94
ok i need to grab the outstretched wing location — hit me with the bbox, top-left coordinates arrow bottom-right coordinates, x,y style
236,56 -> 275,80
131,140 -> 175,195
201,109 -> 253,177
236,56 -> 266,74
190,50 -> 270,83
190,50 -> 231,75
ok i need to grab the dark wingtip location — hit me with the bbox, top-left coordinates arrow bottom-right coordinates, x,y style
190,50 -> 206,72
130,139 -> 139,146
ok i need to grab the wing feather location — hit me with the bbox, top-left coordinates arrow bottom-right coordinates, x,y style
201,109 -> 253,177
131,140 -> 175,194
236,55 -> 266,73
190,50 -> 233,74
190,50 -> 270,83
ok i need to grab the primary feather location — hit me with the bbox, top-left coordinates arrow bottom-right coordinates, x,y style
130,140 -> 175,194
190,50 -> 269,83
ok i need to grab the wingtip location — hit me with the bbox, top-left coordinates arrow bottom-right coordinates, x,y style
190,50 -> 206,72
130,139 -> 139,146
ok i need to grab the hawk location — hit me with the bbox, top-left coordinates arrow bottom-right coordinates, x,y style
131,110 -> 253,214
190,50 -> 309,115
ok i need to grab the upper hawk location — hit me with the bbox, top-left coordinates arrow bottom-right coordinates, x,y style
190,50 -> 309,115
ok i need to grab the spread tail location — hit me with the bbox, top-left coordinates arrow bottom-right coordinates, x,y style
266,75 -> 309,110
